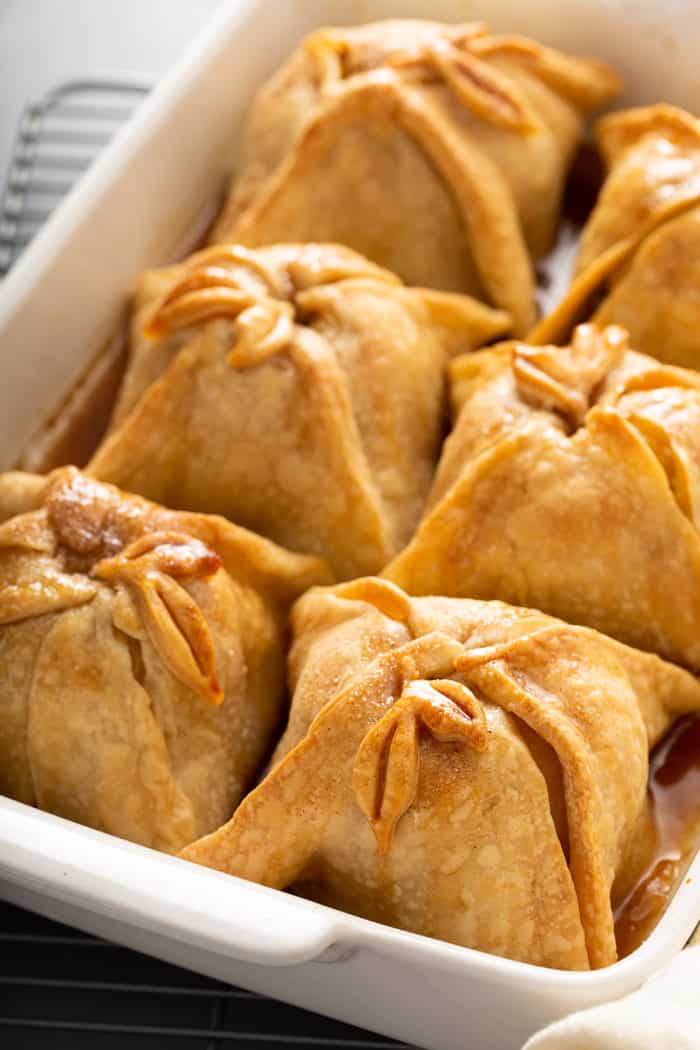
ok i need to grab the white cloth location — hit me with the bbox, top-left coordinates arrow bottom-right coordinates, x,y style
524,945 -> 700,1049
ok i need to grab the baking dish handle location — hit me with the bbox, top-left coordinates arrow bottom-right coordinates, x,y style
0,798 -> 343,967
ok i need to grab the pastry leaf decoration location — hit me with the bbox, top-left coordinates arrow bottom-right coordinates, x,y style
226,300 -> 295,369
145,263 -> 295,371
145,246 -> 288,334
513,323 -> 628,428
143,245 -> 402,369
333,578 -> 413,625
425,39 -> 537,133
309,23 -> 537,132
353,678 -> 488,855
92,531 -> 224,705
146,278 -> 258,337
189,245 -> 292,297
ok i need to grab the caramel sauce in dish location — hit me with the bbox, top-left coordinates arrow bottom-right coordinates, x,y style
18,191 -> 224,474
615,714 -> 700,958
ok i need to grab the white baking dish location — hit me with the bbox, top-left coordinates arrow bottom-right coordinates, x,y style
1,2 -> 699,1048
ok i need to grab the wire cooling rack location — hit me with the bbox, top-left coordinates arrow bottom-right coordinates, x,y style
0,80 -> 408,1050
0,76 -> 151,275
0,899 -> 409,1049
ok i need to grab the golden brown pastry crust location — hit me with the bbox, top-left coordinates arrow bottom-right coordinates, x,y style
212,20 -> 620,335
181,579 -> 700,970
385,324 -> 700,670
0,471 -> 49,523
0,467 -> 329,851
89,242 -> 508,580
531,105 -> 700,367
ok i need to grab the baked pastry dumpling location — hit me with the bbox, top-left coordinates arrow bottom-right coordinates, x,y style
0,467 -> 328,851
0,471 -> 48,523
212,20 -> 620,334
89,242 -> 508,580
532,105 -> 700,366
385,324 -> 700,670
181,578 -> 700,970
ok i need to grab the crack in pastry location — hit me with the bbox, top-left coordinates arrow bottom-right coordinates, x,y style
0,466 -> 329,852
211,20 -> 620,335
180,582 -> 700,971
385,324 -> 700,670
90,242 -> 508,580
531,105 -> 700,367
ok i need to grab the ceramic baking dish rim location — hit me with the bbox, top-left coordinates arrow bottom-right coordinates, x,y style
0,0 -> 698,1007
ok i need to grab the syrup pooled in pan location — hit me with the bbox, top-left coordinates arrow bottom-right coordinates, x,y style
17,191 -> 224,474
615,714 -> 700,958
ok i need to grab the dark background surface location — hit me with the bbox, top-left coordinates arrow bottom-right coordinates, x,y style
0,897 -> 407,1049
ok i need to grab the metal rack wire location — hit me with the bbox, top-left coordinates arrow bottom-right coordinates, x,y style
0,80 -> 408,1049
0,76 -> 151,275
0,899 -> 407,1048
